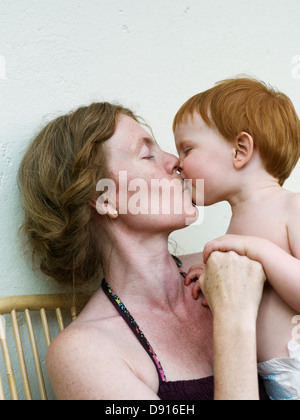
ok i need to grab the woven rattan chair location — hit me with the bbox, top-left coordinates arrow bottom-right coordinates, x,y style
0,293 -> 90,400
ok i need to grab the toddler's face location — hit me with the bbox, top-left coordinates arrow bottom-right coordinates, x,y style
174,112 -> 234,206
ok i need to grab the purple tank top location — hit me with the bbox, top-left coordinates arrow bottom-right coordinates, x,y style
102,280 -> 269,400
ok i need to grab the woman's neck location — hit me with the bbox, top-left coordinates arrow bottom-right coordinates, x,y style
99,229 -> 185,312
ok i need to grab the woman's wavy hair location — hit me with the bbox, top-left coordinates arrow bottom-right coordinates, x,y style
18,102 -> 138,288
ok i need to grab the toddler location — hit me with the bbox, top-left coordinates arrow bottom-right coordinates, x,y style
173,76 -> 300,400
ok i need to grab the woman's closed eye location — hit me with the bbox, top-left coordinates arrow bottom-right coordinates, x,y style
140,145 -> 155,160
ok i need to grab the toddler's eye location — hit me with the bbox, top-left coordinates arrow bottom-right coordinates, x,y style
143,155 -> 154,160
183,147 -> 193,156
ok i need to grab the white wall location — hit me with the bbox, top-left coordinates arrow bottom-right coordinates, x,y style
0,0 -> 300,399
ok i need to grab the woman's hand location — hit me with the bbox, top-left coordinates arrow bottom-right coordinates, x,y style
200,250 -> 266,320
199,251 -> 266,400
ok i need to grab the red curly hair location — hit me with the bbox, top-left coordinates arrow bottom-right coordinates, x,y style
173,76 -> 300,186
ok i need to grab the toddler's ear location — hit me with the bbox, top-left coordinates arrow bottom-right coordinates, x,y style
232,132 -> 254,169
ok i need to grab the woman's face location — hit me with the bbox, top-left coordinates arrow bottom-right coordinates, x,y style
100,114 -> 198,232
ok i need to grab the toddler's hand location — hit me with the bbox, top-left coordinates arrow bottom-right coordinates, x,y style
185,264 -> 207,301
203,234 -> 266,264
185,264 -> 205,285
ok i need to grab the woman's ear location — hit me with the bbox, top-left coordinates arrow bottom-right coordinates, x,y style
232,132 -> 254,169
88,199 -> 97,211
88,199 -> 119,219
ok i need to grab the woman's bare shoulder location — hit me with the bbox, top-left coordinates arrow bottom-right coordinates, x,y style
46,318 -> 111,359
46,315 -> 159,400
45,318 -> 114,396
45,288 -> 128,399
46,291 -> 115,360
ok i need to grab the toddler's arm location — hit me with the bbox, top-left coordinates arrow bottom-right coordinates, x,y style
203,234 -> 300,313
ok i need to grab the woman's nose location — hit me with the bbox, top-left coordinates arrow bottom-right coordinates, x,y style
179,157 -> 184,172
177,158 -> 187,180
164,152 -> 180,175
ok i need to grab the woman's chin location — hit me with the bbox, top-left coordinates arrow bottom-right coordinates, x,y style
185,205 -> 199,226
172,205 -> 199,229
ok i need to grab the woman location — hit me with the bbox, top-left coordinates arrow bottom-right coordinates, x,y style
18,103 -> 267,400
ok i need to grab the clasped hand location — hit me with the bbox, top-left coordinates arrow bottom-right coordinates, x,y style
186,245 -> 266,319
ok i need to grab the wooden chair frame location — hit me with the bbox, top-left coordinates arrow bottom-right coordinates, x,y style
0,293 -> 90,400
